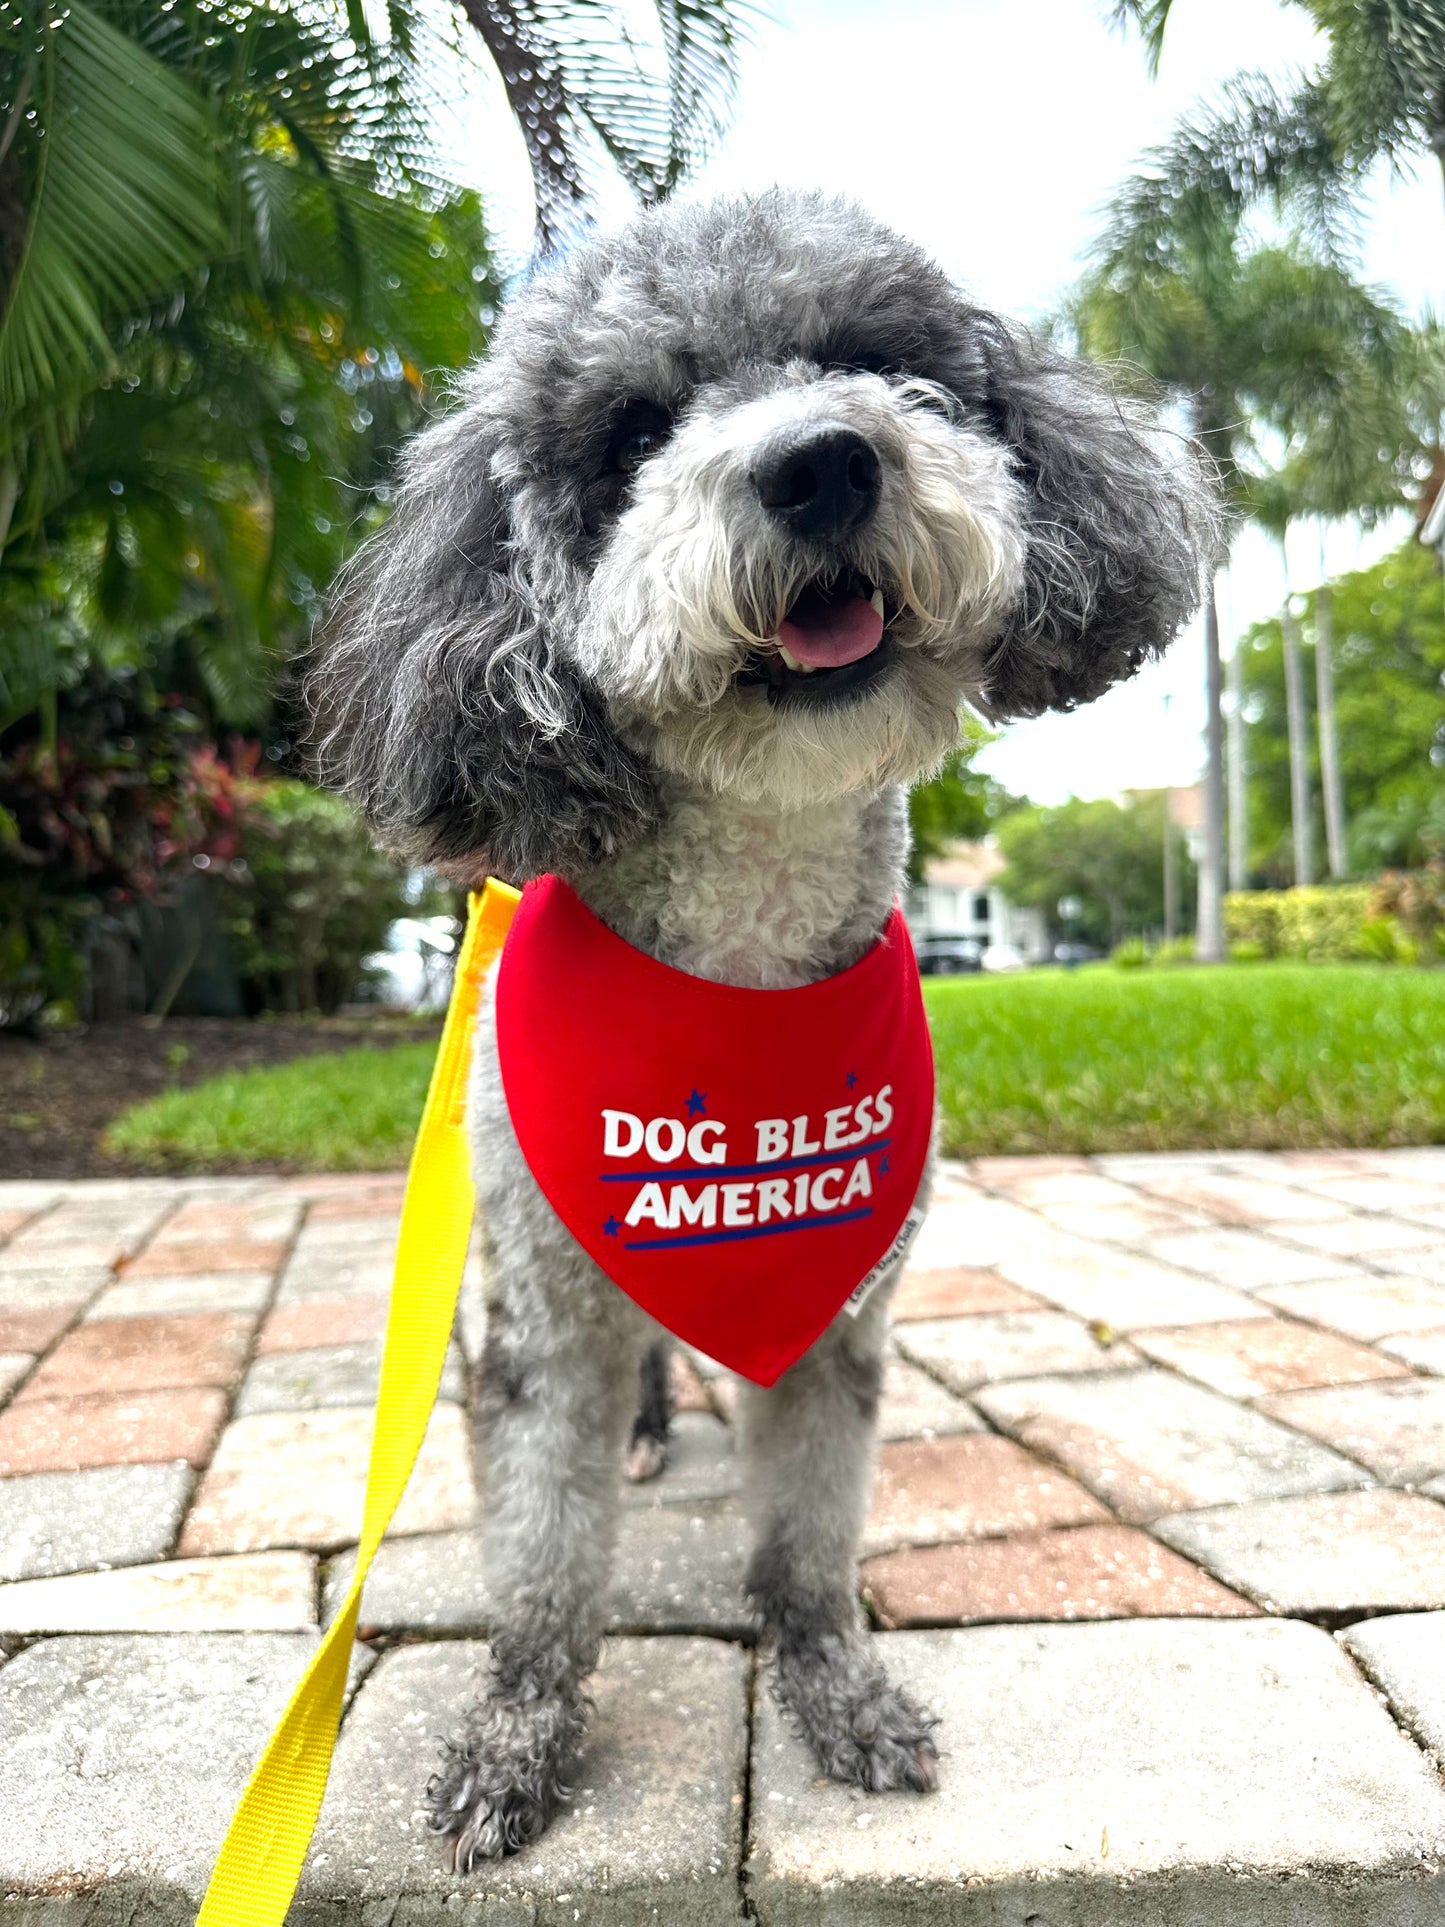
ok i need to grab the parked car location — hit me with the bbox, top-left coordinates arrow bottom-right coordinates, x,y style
1052,941 -> 1102,966
915,933 -> 984,976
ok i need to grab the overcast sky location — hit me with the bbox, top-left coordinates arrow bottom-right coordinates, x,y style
464,0 -> 1444,805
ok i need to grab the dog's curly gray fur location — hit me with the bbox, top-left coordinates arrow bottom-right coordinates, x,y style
311,189 -> 1222,1867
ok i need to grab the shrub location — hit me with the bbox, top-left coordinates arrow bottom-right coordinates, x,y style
1111,936 -> 1149,968
1224,891 -> 1283,957
1277,885 -> 1377,960
1229,940 -> 1267,963
1373,864 -> 1445,963
1225,884 -> 1380,961
216,781 -> 407,1014
1152,936 -> 1196,966
1356,916 -> 1418,965
0,681 -> 241,1027
0,880 -> 94,1028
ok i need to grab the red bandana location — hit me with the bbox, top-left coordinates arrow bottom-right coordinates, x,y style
494,876 -> 934,1386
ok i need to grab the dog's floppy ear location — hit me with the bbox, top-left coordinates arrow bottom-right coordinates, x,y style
969,319 -> 1224,721
310,399 -> 656,883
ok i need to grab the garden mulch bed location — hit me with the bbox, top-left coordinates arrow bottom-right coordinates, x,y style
0,1015 -> 441,1179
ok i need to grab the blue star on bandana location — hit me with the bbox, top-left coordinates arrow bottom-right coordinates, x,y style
603,1215 -> 622,1237
845,1070 -> 858,1089
686,1088 -> 707,1115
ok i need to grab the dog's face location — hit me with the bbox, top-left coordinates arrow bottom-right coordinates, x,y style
315,192 -> 1221,878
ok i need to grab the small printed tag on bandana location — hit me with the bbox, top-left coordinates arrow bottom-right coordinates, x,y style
843,1206 -> 926,1317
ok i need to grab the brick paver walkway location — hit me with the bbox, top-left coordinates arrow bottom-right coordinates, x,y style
3,1149 -> 1445,1919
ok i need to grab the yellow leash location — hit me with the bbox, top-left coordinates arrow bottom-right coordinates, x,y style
195,879 -> 520,1927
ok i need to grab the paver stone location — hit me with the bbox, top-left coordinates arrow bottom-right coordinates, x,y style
863,1433 -> 1109,1556
0,1385 -> 227,1476
0,1549 -> 317,1632
178,1403 -> 477,1554
977,1369 -> 1371,1522
998,1247 -> 1266,1329
1157,1488 -> 1445,1613
0,1632 -> 373,1907
861,1523 -> 1257,1628
895,1311 -> 1130,1390
1258,1275 -> 1445,1342
1130,1317 -> 1408,1398
890,1265 -> 1040,1321
1146,1228 -> 1353,1290
0,1460 -> 193,1581
233,1338 -> 464,1416
1259,1377 -> 1445,1484
17,1311 -> 253,1401
877,1357 -> 984,1439
748,1620 -> 1445,1923
1344,1612 -> 1445,1759
85,1271 -> 276,1320
297,1636 -> 747,1918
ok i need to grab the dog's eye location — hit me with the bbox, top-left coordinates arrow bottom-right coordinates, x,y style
615,429 -> 663,474
604,400 -> 674,479
817,342 -> 903,380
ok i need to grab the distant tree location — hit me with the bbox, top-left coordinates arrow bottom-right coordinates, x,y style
1069,219 -> 1437,936
994,793 -> 1184,948
907,716 -> 1020,883
1238,540 -> 1445,881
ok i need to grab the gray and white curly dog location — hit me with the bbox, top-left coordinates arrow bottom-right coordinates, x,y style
312,189 -> 1221,1869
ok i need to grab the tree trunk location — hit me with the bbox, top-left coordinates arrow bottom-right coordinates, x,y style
1280,587 -> 1313,888
1287,605 -> 1317,890
1314,574 -> 1347,879
1163,789 -> 1178,942
1226,629 -> 1248,892
1196,574 -> 1227,962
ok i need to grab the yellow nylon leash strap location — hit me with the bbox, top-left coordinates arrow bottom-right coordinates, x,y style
195,878 -> 520,1927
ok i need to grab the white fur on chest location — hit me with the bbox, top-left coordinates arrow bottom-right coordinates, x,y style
585,789 -> 893,990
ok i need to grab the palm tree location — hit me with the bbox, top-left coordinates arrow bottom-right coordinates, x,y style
1104,0 -> 1445,244
1068,222 -> 1430,945
0,0 -> 748,729
1245,311 -> 1444,879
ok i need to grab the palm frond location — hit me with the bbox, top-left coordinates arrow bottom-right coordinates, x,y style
0,2 -> 223,436
454,0 -> 751,250
1095,71 -> 1360,274
1306,0 -> 1445,164
1102,0 -> 1179,79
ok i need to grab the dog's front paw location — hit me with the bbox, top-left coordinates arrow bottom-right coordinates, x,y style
777,1645 -> 939,1794
819,1677 -> 939,1793
425,1692 -> 584,1869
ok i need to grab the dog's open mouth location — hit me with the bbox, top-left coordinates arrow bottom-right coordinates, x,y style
739,570 -> 894,705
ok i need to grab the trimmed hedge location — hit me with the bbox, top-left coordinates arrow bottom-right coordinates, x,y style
1225,884 -> 1380,961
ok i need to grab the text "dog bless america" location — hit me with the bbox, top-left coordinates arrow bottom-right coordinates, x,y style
599,1086 -> 895,1247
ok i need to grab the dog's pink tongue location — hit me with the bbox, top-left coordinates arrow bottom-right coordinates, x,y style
777,594 -> 884,668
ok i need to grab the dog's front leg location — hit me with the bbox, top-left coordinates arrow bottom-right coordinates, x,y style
741,1287 -> 939,1794
426,1215 -> 644,1868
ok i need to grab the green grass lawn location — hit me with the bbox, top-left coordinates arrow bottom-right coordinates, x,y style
927,963 -> 1445,1156
105,963 -> 1445,1170
105,1043 -> 437,1172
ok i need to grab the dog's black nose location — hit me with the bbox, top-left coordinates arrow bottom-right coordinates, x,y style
751,424 -> 881,540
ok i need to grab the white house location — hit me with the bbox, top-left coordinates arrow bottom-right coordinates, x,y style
904,839 -> 1049,964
